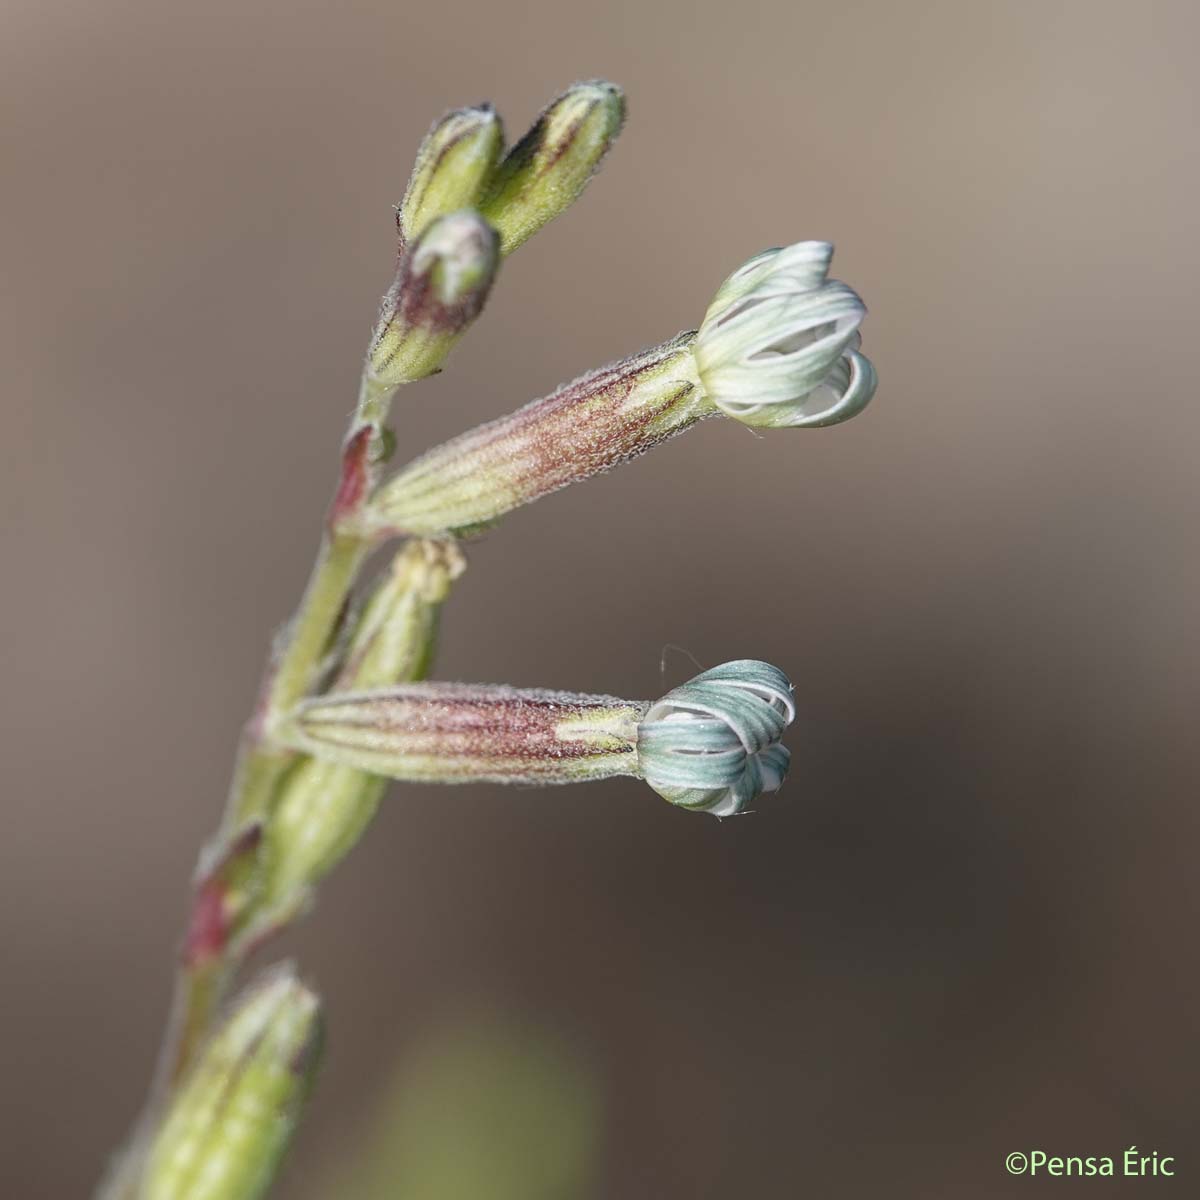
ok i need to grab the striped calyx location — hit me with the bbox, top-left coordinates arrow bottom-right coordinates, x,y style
284,683 -> 645,785
366,333 -> 706,539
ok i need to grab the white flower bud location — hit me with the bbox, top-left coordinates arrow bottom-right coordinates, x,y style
694,241 -> 876,428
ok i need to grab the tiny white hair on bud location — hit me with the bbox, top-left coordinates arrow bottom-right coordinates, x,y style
637,660 -> 795,816
695,241 -> 876,429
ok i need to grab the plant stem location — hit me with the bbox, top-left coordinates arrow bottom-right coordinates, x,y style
158,959 -> 232,1096
265,531 -> 370,737
111,412 -> 392,1193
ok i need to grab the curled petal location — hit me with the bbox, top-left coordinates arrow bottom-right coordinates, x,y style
694,241 -> 875,429
743,346 -> 878,429
638,661 -> 795,816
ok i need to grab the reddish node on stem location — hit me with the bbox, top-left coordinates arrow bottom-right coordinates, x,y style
182,824 -> 263,968
329,426 -> 374,529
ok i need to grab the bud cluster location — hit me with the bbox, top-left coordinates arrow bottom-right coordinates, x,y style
365,82 -> 627,393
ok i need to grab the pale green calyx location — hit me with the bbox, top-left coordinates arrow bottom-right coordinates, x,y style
479,80 -> 625,254
399,104 -> 505,243
693,241 -> 876,428
141,966 -> 323,1200
638,661 -> 795,817
367,209 -> 500,387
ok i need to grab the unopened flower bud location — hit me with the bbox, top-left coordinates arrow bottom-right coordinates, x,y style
365,333 -> 706,538
479,80 -> 625,254
330,538 -> 465,691
368,209 -> 500,387
638,661 -> 795,817
694,241 -> 876,428
399,105 -> 504,244
142,966 -> 322,1200
280,660 -> 794,816
260,541 -> 464,907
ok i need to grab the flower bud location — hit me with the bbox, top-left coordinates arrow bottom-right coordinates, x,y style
638,661 -> 795,816
693,241 -> 876,428
398,105 -> 504,244
368,209 -> 500,387
260,540 -> 464,907
366,333 -> 706,538
479,80 -> 625,254
283,683 -> 645,786
142,966 -> 323,1200
330,538 -> 465,691
280,659 -> 794,817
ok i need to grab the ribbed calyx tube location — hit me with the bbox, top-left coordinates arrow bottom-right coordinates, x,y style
284,684 -> 646,785
366,333 -> 708,538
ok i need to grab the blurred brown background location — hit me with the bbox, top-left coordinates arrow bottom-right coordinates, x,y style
3,0 -> 1198,1195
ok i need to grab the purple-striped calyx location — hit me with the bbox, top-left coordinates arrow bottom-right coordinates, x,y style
364,332 -> 705,539
284,683 -> 644,786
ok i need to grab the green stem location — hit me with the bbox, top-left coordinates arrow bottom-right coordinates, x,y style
150,493 -> 374,1102
264,530 -> 369,739
356,374 -> 396,427
102,304 -> 428,1199
160,960 -> 232,1095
